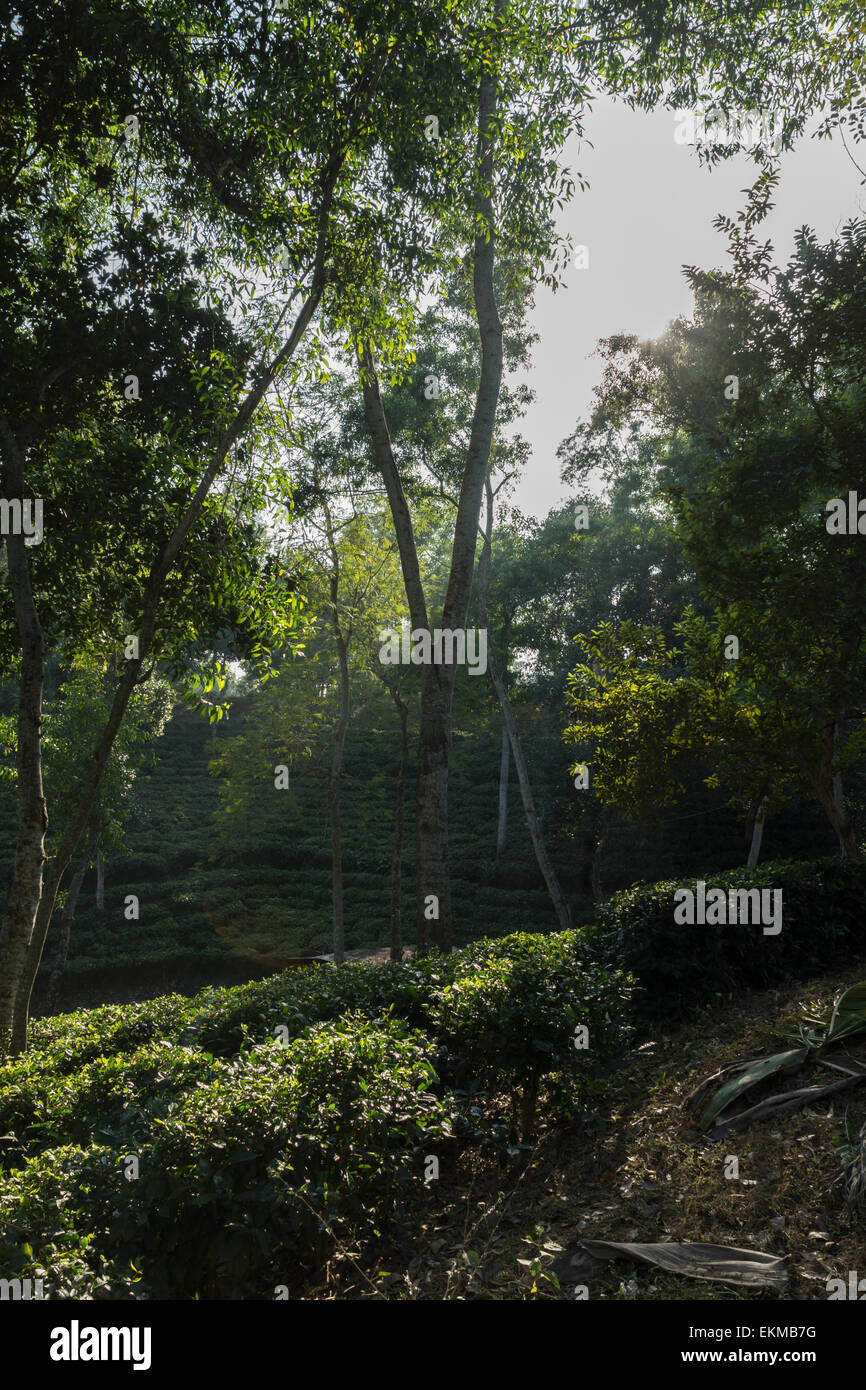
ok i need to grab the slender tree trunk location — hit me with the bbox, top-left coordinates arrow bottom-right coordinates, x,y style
359,13 -> 506,953
478,475 -> 573,932
358,357 -> 433,955
496,719 -> 510,857
0,426 -> 48,1055
832,770 -> 845,847
45,828 -> 98,1015
814,722 -> 859,860
820,790 -> 859,859
832,721 -> 854,857
590,810 -> 610,905
747,797 -> 768,868
327,566 -> 350,967
328,760 -> 345,965
389,690 -> 409,962
415,664 -> 454,952
590,839 -> 604,905
492,666 -> 573,931
519,1069 -> 540,1143
829,809 -> 858,859
95,845 -> 105,913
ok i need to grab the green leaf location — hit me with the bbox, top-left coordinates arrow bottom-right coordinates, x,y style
697,1048 -> 808,1130
822,981 -> 866,1049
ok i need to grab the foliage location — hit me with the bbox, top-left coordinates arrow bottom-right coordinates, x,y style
0,926 -> 634,1295
591,856 -> 866,1020
687,978 -> 866,1135
431,931 -> 633,1133
43,663 -> 173,850
0,1015 -> 455,1299
570,210 -> 866,848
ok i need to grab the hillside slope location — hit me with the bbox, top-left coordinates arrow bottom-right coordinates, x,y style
0,693 -> 841,1013
378,964 -> 866,1301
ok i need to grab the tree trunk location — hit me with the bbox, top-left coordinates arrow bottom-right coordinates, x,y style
519,1069 -> 540,1143
832,721 -> 855,857
590,813 -> 610,906
478,476 -> 573,932
0,423 -> 48,1056
45,828 -> 98,1016
493,669 -> 572,931
95,846 -> 105,913
747,797 -> 768,868
821,790 -> 859,859
496,719 -> 510,857
415,663 -> 455,952
327,565 -> 349,967
814,722 -> 859,860
359,21 -> 505,954
328,757 -> 345,966
389,690 -> 409,962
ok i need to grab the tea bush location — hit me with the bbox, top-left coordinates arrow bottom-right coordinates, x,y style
0,929 -> 639,1296
433,931 -> 633,1134
0,1017 -> 455,1299
592,856 -> 866,1019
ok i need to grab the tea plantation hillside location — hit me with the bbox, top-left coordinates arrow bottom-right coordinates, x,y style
0,694 -> 841,1014
2,915 -> 865,1301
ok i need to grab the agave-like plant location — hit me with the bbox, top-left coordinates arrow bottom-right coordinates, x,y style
792,982 -> 866,1053
685,981 -> 866,1138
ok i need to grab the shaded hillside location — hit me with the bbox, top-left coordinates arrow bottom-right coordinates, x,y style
0,691 -> 840,1014
397,963 -> 866,1301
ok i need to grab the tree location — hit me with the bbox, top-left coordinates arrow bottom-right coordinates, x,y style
211,466 -> 407,964
0,0 -> 484,1052
478,470 -> 574,929
39,662 -> 172,1011
356,0 -> 855,949
577,198 -> 866,857
3,0 -> 859,1045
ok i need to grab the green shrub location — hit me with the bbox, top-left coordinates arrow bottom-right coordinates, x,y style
27,993 -> 196,1069
592,856 -> 866,1020
432,931 -> 633,1136
0,929 -> 645,1298
0,1017 -> 454,1299
193,958 -> 446,1055
0,1145 -> 138,1299
0,1042 -> 221,1160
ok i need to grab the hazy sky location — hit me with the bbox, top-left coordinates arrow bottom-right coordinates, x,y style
511,93 -> 865,518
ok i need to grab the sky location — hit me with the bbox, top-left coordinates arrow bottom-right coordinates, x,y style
511,92 -> 865,519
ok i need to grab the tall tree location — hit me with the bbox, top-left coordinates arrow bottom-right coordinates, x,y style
578,198 -> 866,857
356,0 -> 855,949
478,471 -> 574,929
0,0 -> 482,1052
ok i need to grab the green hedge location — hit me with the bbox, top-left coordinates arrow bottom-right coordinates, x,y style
0,930 -> 635,1296
0,1017 -> 455,1299
432,932 -> 632,1133
591,856 -> 866,1020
